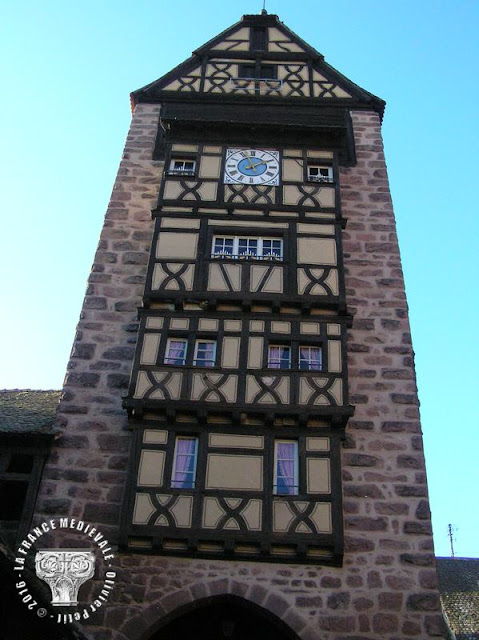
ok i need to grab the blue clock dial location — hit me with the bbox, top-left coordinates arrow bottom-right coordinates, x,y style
237,157 -> 267,176
224,148 -> 280,185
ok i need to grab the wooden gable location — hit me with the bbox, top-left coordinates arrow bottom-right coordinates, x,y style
132,13 -> 384,117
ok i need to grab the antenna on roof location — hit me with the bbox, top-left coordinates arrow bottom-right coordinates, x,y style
261,0 -> 267,14
448,524 -> 456,558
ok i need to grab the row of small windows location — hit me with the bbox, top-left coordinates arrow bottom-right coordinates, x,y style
212,236 -> 283,260
171,436 -> 298,495
164,339 -> 322,371
167,158 -> 334,183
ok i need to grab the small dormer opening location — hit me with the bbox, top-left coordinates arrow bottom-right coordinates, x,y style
251,26 -> 267,51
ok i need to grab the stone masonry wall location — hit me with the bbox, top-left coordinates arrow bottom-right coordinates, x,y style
31,108 -> 447,640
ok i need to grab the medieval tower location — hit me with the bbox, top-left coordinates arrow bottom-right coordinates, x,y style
27,12 -> 445,640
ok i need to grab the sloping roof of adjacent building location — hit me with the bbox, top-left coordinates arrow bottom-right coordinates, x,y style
436,557 -> 479,640
0,389 -> 61,434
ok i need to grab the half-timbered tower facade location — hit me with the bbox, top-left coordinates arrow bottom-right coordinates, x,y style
32,12 -> 446,640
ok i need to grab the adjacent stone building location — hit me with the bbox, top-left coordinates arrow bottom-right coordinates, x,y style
25,12 -> 446,639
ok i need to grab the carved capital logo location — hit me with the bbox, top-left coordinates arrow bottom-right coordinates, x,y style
35,549 -> 95,606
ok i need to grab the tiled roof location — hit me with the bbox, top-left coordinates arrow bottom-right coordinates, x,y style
437,557 -> 479,640
0,389 -> 61,434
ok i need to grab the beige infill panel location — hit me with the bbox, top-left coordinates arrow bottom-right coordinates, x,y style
297,223 -> 335,236
143,430 -> 168,445
169,495 -> 193,528
245,376 -> 290,404
297,237 -> 337,265
213,27 -> 250,50
160,218 -> 201,229
224,320 -> 242,332
163,77 -> 200,92
140,334 -> 160,365
152,264 -> 195,291
299,377 -> 329,406
209,434 -> 264,449
206,454 -> 263,491
191,374 -> 237,403
324,269 -> 339,295
202,497 -> 226,528
277,64 -> 308,81
132,493 -> 155,525
163,180 -> 187,200
328,341 -> 342,373
297,269 -> 326,296
146,317 -> 163,329
137,450 -> 165,487
310,503 -> 332,533
250,320 -> 264,332
250,266 -> 283,293
307,458 -> 331,493
329,378 -> 343,405
208,263 -> 241,292
148,372 -> 182,401
222,337 -> 241,369
282,158 -> 303,182
199,155 -> 222,179
272,501 -> 295,532
241,499 -> 262,530
156,232 -> 198,259
282,184 -> 335,207
268,28 -> 306,53
172,144 -> 200,152
300,322 -> 321,335
170,318 -> 189,330
134,371 -> 152,399
327,323 -> 341,336
197,182 -> 218,201
306,437 -> 330,452
247,337 -> 264,369
271,321 -> 291,334
198,319 -> 218,331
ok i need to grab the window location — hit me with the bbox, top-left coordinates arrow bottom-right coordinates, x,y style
273,441 -> 298,495
307,165 -> 333,183
168,159 -> 196,176
193,340 -> 216,367
212,236 -> 283,260
268,345 -> 291,369
251,26 -> 267,51
238,64 -> 277,80
299,346 -> 322,371
164,339 -> 187,365
171,437 -> 198,489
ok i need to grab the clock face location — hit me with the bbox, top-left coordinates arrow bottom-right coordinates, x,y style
224,149 -> 280,185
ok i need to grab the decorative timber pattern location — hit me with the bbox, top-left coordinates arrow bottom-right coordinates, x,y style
121,12 -> 372,565
126,427 -> 342,563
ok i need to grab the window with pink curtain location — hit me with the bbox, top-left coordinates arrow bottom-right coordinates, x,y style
274,441 -> 298,495
299,346 -> 322,370
171,437 -> 198,489
194,340 -> 216,367
165,339 -> 187,365
268,345 -> 291,369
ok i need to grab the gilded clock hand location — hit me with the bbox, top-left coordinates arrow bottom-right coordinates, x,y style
243,152 -> 258,171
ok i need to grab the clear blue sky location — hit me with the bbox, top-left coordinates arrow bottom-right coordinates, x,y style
1,0 -> 478,559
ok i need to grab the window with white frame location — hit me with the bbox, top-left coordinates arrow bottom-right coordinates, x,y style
268,345 -> 291,369
307,165 -> 333,183
168,159 -> 196,176
273,440 -> 299,495
193,340 -> 216,367
212,236 -> 283,260
164,339 -> 187,365
171,436 -> 198,489
299,346 -> 322,371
